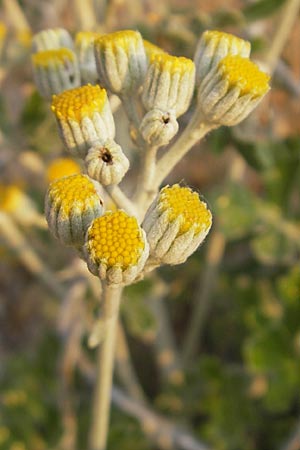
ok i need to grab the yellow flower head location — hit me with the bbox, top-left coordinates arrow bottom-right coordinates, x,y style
85,210 -> 149,285
142,54 -> 195,117
95,30 -> 142,52
197,54 -> 270,126
159,185 -> 212,235
51,84 -> 115,157
46,158 -> 81,182
45,174 -> 103,247
94,30 -> 147,94
218,55 -> 270,97
194,29 -> 251,84
32,48 -> 75,67
51,84 -> 108,122
143,184 -> 212,266
87,210 -> 145,269
47,174 -> 99,217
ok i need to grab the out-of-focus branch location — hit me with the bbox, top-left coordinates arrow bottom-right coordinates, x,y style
3,0 -> 31,33
146,276 -> 184,385
115,321 -> 146,403
182,228 -> 226,364
79,354 -> 210,450
0,212 -> 65,299
264,0 -> 300,74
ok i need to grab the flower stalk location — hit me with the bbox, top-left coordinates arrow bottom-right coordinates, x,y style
89,284 -> 123,450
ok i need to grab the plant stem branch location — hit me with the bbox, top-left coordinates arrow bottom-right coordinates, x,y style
146,277 -> 183,385
115,321 -> 146,403
0,212 -> 65,299
79,355 -> 210,450
134,144 -> 159,220
89,284 -> 123,450
265,0 -> 300,73
105,185 -> 137,216
155,114 -> 215,189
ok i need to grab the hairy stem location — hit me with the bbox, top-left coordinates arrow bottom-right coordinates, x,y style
89,284 -> 123,450
105,184 -> 137,216
134,144 -> 159,219
155,113 -> 215,189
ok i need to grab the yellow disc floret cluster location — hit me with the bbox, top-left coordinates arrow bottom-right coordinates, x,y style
47,158 -> 81,182
95,30 -> 140,52
87,211 -> 145,269
219,55 -> 270,97
203,30 -> 250,53
51,84 -> 107,122
159,185 -> 212,235
152,54 -> 194,75
49,174 -> 99,216
32,48 -> 75,67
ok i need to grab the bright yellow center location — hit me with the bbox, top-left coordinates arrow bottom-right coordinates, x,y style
32,48 -> 75,67
143,39 -> 166,62
152,53 -> 195,75
75,31 -> 101,46
48,174 -> 99,216
47,158 -> 81,182
203,30 -> 250,53
219,55 -> 270,97
0,185 -> 23,212
159,185 -> 212,235
87,210 -> 145,269
95,30 -> 141,52
51,84 -> 108,122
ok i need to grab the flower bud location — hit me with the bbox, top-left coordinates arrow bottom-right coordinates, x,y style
84,210 -> 149,285
139,108 -> 179,146
94,30 -> 147,94
32,28 -> 74,53
194,30 -> 251,85
142,54 -> 195,118
45,174 -> 103,247
51,84 -> 115,157
46,158 -> 81,182
85,140 -> 129,186
198,55 -> 270,126
143,184 -> 212,265
32,48 -> 80,100
75,31 -> 100,84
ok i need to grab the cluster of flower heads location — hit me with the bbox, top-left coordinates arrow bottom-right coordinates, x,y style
33,27 -> 270,286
